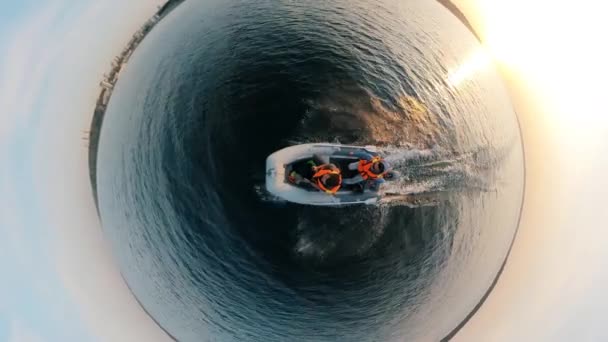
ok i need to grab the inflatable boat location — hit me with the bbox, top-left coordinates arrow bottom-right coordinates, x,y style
265,143 -> 386,206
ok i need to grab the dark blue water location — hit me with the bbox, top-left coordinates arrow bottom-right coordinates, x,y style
97,0 -> 524,341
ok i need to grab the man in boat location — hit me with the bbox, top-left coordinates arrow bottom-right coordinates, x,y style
342,150 -> 395,191
289,155 -> 343,194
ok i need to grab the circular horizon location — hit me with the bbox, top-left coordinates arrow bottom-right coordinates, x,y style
96,0 -> 523,341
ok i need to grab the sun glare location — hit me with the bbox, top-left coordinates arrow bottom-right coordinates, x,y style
474,0 -> 608,132
447,47 -> 492,87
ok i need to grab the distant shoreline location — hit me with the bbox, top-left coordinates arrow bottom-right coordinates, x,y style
436,0 -> 482,42
87,0 -> 185,211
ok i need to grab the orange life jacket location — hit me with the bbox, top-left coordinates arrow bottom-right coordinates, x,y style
357,156 -> 385,180
312,167 -> 342,194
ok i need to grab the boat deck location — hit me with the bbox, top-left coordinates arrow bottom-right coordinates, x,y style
286,156 -> 369,193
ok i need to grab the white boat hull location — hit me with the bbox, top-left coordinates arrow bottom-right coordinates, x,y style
265,143 -> 380,206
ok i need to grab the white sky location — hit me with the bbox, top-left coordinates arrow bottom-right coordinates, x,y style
1,1 -> 171,341
451,0 -> 608,340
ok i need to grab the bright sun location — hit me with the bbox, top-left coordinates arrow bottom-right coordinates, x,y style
472,0 -> 607,133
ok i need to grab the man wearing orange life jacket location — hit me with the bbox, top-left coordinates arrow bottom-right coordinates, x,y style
289,159 -> 343,194
357,155 -> 387,180
311,164 -> 342,194
343,151 -> 393,191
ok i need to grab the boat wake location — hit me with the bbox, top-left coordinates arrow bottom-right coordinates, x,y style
257,142 -> 511,209
374,144 -> 507,206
